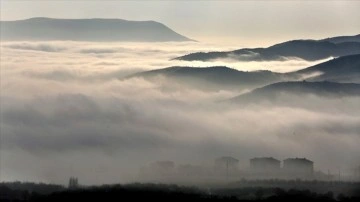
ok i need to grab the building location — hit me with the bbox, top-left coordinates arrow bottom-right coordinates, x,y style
248,157 -> 281,179
250,157 -> 281,171
283,158 -> 314,178
250,157 -> 281,172
215,156 -> 239,170
214,156 -> 239,178
68,177 -> 79,189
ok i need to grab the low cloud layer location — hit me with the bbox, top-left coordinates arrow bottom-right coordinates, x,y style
1,41 -> 325,77
0,41 -> 359,185
4,42 -> 68,52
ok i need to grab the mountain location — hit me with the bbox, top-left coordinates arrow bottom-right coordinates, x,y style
125,54 -> 359,92
289,54 -> 360,83
0,17 -> 193,42
173,35 -> 360,62
126,66 -> 287,91
230,81 -> 360,104
321,34 -> 360,44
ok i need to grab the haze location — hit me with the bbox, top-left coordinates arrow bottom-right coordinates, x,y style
0,1 -> 359,187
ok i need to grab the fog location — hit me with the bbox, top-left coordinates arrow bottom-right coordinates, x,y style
1,41 -> 359,185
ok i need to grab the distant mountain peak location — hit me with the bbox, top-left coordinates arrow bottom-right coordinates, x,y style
289,54 -> 360,83
126,54 -> 360,92
174,34 -> 360,62
0,17 -> 194,42
125,65 -> 286,92
321,34 -> 360,44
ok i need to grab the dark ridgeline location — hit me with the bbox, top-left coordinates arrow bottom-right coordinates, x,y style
0,17 -> 194,42
289,54 -> 360,83
126,66 -> 285,92
321,34 -> 360,43
0,182 -> 65,202
0,182 -> 65,195
1,182 -> 359,201
229,81 -> 360,105
126,54 -> 360,92
173,34 -> 360,61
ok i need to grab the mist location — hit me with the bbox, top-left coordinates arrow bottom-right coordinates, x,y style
1,41 -> 359,186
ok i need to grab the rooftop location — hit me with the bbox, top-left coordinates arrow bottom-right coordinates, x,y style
284,158 -> 313,163
250,157 -> 281,162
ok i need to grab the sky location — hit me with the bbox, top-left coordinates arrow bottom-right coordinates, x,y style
1,0 -> 360,46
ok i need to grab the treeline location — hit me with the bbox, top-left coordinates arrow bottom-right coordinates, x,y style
1,182 -> 360,202
0,181 -> 65,195
214,187 -> 359,201
1,183 -> 230,202
0,181 -> 64,202
228,179 -> 360,197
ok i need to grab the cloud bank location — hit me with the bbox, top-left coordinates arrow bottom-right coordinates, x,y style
0,41 -> 359,185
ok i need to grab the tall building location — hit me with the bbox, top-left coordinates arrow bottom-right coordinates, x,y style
248,157 -> 281,179
250,157 -> 281,172
68,177 -> 79,189
283,158 -> 314,178
215,156 -> 239,170
214,156 -> 239,178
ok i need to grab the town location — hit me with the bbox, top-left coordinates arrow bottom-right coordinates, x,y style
139,157 -> 360,183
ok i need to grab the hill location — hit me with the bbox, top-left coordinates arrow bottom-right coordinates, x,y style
230,81 -> 360,104
0,17 -> 193,42
321,34 -> 360,44
289,54 -> 360,83
126,66 -> 287,91
173,35 -> 360,62
126,54 -> 360,91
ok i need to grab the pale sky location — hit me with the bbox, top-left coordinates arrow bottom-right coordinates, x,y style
1,0 -> 360,46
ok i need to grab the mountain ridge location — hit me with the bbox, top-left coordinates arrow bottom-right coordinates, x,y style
173,35 -> 360,62
229,81 -> 360,104
126,54 -> 360,91
126,66 -> 287,91
289,54 -> 360,82
321,34 -> 360,43
0,17 -> 194,42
